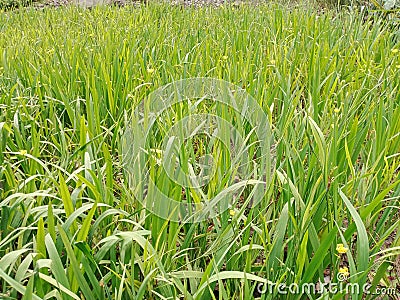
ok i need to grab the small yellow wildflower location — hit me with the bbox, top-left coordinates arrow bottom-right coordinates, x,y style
391,48 -> 399,54
147,68 -> 155,74
222,56 -> 228,60
20,150 -> 27,156
334,107 -> 340,113
229,209 -> 235,216
338,266 -> 350,277
336,243 -> 348,254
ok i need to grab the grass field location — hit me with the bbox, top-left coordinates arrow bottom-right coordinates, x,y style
0,3 -> 399,299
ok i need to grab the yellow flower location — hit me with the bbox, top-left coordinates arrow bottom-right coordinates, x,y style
229,209 -> 235,216
338,266 -> 349,277
391,48 -> 399,54
222,56 -> 228,60
19,150 -> 27,156
396,65 -> 400,69
336,243 -> 348,254
147,68 -> 155,74
334,107 -> 340,113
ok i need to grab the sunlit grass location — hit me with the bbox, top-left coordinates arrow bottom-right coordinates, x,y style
0,3 -> 399,299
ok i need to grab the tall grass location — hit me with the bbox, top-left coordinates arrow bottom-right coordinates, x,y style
0,3 -> 399,299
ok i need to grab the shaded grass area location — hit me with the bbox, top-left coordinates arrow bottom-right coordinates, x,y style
0,0 -> 33,10
0,4 -> 399,299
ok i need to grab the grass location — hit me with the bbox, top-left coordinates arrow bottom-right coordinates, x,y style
0,3 -> 399,299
